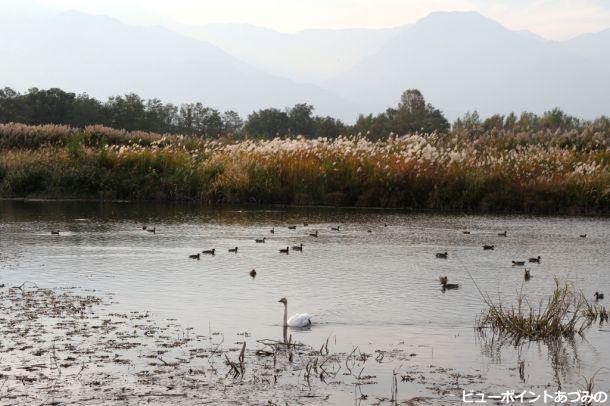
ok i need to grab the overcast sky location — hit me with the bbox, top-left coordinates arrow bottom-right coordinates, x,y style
11,0 -> 610,40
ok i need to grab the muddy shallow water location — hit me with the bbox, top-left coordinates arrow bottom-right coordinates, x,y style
1,200 -> 609,404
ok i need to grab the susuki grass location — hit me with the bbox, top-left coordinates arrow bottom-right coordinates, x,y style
476,279 -> 605,342
0,123 -> 608,213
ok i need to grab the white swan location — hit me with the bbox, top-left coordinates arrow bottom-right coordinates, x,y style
278,297 -> 312,328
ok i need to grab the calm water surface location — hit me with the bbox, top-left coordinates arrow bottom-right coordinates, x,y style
1,201 -> 609,403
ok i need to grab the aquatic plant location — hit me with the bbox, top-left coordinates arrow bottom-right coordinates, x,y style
476,280 -> 600,342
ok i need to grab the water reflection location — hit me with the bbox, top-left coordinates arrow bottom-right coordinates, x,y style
1,200 -> 609,402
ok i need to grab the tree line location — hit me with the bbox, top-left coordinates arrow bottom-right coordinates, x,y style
1,86 -> 608,139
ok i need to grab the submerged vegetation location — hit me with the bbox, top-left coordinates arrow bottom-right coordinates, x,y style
0,122 -> 608,213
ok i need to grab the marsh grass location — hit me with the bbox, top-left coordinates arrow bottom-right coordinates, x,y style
476,279 -> 602,343
1,123 -> 608,212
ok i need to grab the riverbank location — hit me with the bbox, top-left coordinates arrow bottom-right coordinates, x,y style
1,123 -> 608,214
0,283 -> 489,405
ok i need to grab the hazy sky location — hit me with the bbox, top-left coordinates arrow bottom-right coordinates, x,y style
15,0 -> 610,40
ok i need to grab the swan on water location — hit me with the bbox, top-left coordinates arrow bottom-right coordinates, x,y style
278,297 -> 312,328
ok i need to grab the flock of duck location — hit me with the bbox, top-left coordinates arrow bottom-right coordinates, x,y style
435,230 -> 601,300
182,223 -> 317,266
49,224 -> 602,328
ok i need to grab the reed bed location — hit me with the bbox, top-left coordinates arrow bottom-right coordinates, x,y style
476,280 -> 603,342
1,123 -> 608,213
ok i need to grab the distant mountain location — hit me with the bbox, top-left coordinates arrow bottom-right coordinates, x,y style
184,23 -> 405,82
326,11 -> 610,120
2,9 -> 609,123
563,28 -> 610,69
0,11 -> 357,120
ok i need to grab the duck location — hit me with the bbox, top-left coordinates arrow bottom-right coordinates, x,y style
498,231 -> 507,237
249,269 -> 257,278
142,225 -> 147,230
278,297 -> 312,328
462,231 -> 471,235
279,247 -> 289,254
309,231 -> 318,238
439,276 -> 459,290
255,237 -> 266,243
580,234 -> 587,238
291,243 -> 303,251
202,248 -> 215,255
512,260 -> 525,266
288,225 -> 297,230
483,245 -> 495,250
524,269 -> 531,281
270,228 -> 275,234
435,252 -> 448,259
50,230 -> 60,235
228,247 -> 238,253
594,292 -> 604,301
147,227 -> 156,234
189,253 -> 200,260
330,226 -> 340,231
528,256 -> 541,263
367,229 -> 372,233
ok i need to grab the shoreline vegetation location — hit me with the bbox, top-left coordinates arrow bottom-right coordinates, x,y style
0,122 -> 608,214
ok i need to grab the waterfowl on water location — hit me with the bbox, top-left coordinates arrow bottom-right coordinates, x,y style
202,248 -> 215,255
292,243 -> 303,251
189,253 -> 200,260
330,226 -> 340,231
250,269 -> 257,278
278,297 -> 312,328
228,247 -> 238,253
367,229 -> 372,233
303,222 -> 309,226
483,245 -> 495,250
147,227 -> 156,234
50,230 -> 60,235
279,247 -> 289,254
524,269 -> 531,281
288,225 -> 297,230
580,234 -> 587,238
255,237 -> 266,243
498,231 -> 507,237
270,228 -> 275,234
439,276 -> 459,290
436,252 -> 448,259
142,225 -> 147,230
528,256 -> 541,263
594,292 -> 604,300
309,231 -> 318,238
512,260 -> 525,266
462,231 -> 471,234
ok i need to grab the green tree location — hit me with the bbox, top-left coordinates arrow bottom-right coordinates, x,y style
106,93 -> 147,131
24,87 -> 76,125
245,108 -> 290,138
314,116 -> 346,139
287,103 -> 315,137
222,110 -> 243,137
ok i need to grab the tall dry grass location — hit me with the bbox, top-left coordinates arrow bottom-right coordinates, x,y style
0,123 -> 608,212
476,280 -> 595,343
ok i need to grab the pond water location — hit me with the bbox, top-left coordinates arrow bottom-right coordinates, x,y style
1,200 -> 609,404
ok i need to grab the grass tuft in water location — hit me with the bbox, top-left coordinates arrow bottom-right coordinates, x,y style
476,279 -> 602,342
